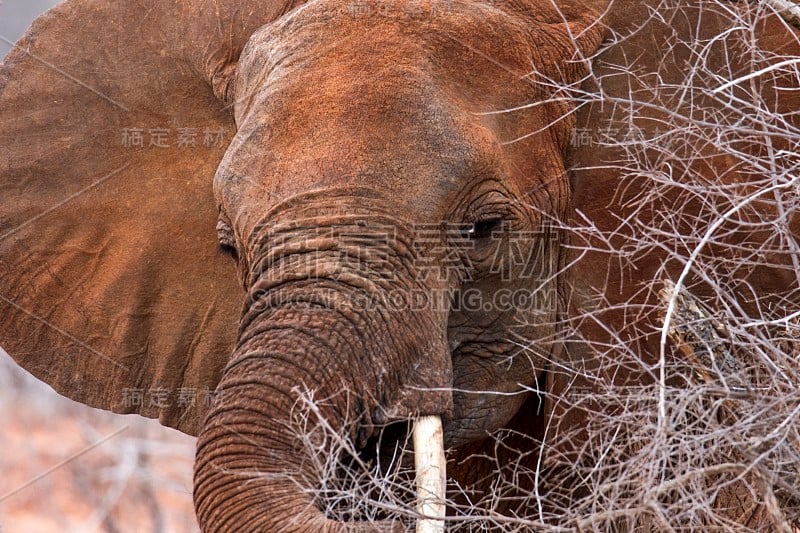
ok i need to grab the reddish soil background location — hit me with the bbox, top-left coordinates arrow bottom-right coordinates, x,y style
0,350 -> 199,533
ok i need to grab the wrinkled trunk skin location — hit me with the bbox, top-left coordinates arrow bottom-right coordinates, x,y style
194,342 -> 344,531
194,316 -> 387,531
194,220 -> 452,531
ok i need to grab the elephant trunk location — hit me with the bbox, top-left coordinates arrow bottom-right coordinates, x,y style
193,325 -> 370,531
194,215 -> 452,531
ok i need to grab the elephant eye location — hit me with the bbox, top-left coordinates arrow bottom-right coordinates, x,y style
467,218 -> 503,240
218,242 -> 239,260
216,219 -> 238,260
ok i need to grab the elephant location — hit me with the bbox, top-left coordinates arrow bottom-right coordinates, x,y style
1,0 -> 799,530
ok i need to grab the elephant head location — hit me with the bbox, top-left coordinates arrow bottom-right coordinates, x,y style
2,0 -> 799,530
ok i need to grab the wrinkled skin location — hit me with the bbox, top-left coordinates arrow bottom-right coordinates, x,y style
197,3 -> 592,528
214,0 -> 576,443
1,0 -> 798,530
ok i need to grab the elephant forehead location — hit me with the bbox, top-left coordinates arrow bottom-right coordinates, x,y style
219,2 -> 558,217
247,63 -> 473,155
222,67 -> 504,217
217,95 -> 493,224
237,0 -> 544,111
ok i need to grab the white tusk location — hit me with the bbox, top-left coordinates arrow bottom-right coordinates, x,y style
413,415 -> 446,533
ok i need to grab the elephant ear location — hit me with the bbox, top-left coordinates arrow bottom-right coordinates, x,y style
548,0 -> 800,455
0,0 -> 298,435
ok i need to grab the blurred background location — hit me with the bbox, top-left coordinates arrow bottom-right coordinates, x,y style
0,2 -> 199,531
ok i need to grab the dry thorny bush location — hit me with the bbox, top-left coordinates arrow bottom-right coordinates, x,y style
275,1 -> 800,531
3,1 -> 799,531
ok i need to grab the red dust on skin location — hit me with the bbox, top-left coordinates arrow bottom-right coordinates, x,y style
1,0 -> 800,530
